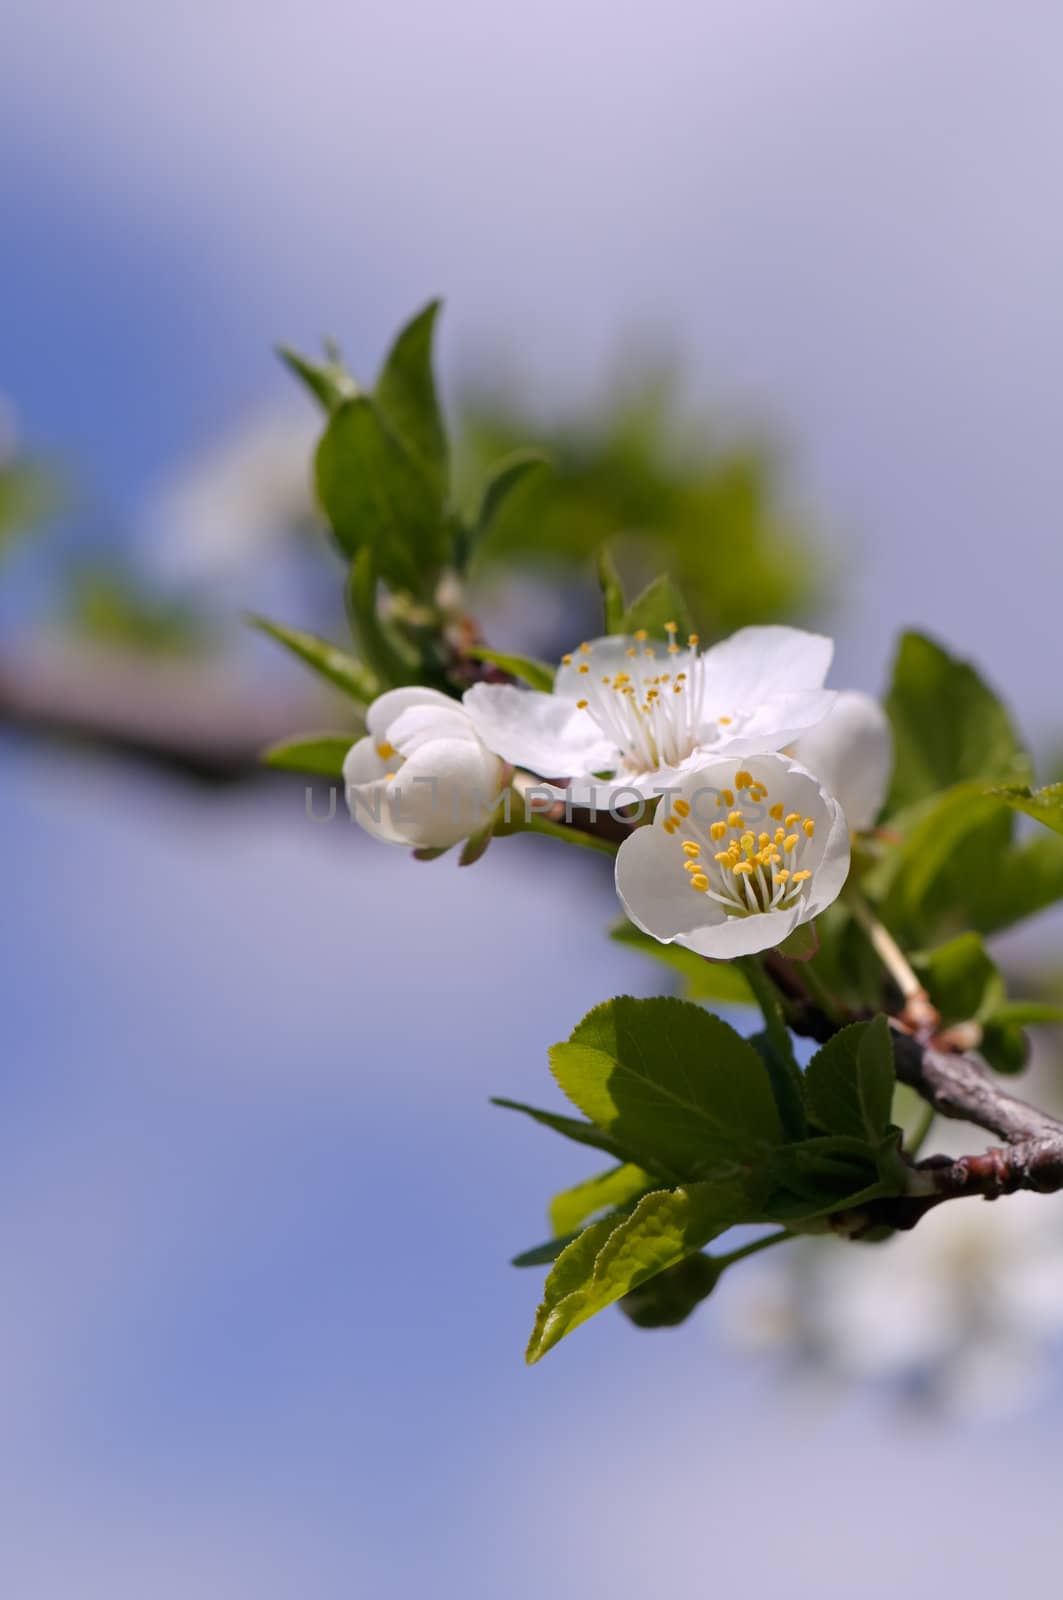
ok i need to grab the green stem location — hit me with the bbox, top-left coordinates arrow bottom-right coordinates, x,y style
905,1100 -> 936,1158
796,958 -> 845,1027
715,1228 -> 792,1272
737,956 -> 807,1140
518,813 -> 619,858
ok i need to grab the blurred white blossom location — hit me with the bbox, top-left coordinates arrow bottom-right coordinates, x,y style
728,1176 -> 1063,1416
149,409 -> 318,583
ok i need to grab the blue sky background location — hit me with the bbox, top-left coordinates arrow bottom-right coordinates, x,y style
5,2 -> 1063,1591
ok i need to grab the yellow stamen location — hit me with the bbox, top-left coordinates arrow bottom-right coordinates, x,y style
718,715 -> 732,725
733,861 -> 754,876
709,822 -> 727,842
792,869 -> 811,883
803,818 -> 815,838
664,620 -> 677,632
561,653 -> 573,666
673,798 -> 691,819
784,834 -> 799,854
785,813 -> 800,828
683,840 -> 702,856
734,770 -> 754,790
727,810 -> 744,828
576,699 -> 588,710
769,803 -> 784,821
690,873 -> 709,892
633,629 -> 648,642
376,741 -> 396,760
774,868 -> 790,884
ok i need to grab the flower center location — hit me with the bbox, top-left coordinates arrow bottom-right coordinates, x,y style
663,768 -> 818,919
563,623 -> 706,774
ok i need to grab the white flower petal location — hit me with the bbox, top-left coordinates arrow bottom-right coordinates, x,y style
463,682 -> 617,777
366,686 -> 458,740
343,735 -> 392,788
699,689 -> 837,758
613,750 -> 850,961
699,625 -> 833,709
386,703 -> 481,756
789,691 -> 893,832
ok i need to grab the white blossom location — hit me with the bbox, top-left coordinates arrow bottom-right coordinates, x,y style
789,690 -> 892,832
613,751 -> 850,959
729,1189 -> 1063,1415
344,687 -> 506,850
463,624 -> 837,803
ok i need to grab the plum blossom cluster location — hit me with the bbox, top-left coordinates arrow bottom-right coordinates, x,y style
343,624 -> 893,959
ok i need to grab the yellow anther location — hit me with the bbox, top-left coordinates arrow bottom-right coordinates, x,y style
673,684 -> 682,694
644,648 -> 656,659
684,860 -> 702,873
664,620 -> 677,632
668,644 -> 680,655
633,629 -> 648,642
733,860 -> 754,876
774,828 -> 786,845
803,818 -> 815,838
727,810 -> 744,829
662,819 -> 678,835
734,770 -> 754,790
718,715 -> 732,725
690,873 -> 709,892
660,673 -> 671,683
376,741 -> 396,760
749,786 -> 767,802
580,641 -> 592,653
740,830 -> 755,851
714,850 -> 733,863
722,790 -> 735,808
709,822 -> 727,842
785,813 -> 800,828
677,672 -> 688,682
784,834 -> 799,854
673,798 -> 691,818
601,675 -> 611,686
614,672 -> 630,686
578,663 -> 589,674
792,869 -> 811,883
576,699 -> 589,710
688,633 -> 699,646
769,803 -> 784,821
626,647 -> 637,658
758,832 -> 771,848
683,840 -> 702,856
561,654 -> 573,666
774,868 -> 790,884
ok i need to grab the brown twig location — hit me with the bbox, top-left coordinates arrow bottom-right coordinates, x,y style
0,643 -> 331,783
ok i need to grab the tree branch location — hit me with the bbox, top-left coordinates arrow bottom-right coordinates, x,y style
0,643 -> 329,783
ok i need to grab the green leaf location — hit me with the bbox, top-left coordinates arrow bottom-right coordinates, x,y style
620,574 -> 693,639
980,1019 -> 1030,1076
315,396 -> 445,590
526,1180 -> 752,1362
597,545 -> 626,633
262,733 -> 353,778
761,1134 -> 893,1223
490,1098 -> 635,1165
465,450 -> 550,568
277,343 -> 359,411
548,996 -> 783,1184
992,782 -> 1063,837
804,1017 -> 895,1142
608,921 -> 754,1005
345,548 -> 420,686
248,614 -> 379,703
617,1251 -> 723,1328
465,646 -> 555,692
548,1163 -> 654,1237
884,631 -> 1029,813
990,1001 -> 1063,1026
912,934 -> 1003,1026
374,301 -> 448,499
